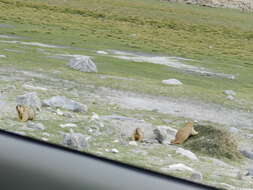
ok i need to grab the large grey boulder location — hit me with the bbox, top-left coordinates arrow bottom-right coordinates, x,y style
68,56 -> 97,73
42,96 -> 87,112
240,150 -> 253,160
153,125 -> 177,144
63,132 -> 89,150
16,92 -> 41,111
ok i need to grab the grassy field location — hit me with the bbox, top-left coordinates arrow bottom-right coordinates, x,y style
0,0 -> 253,111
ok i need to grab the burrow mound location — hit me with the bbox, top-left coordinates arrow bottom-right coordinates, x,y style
183,124 -> 241,160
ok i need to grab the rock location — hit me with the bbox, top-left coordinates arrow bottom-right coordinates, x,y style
240,150 -> 253,160
162,79 -> 183,85
0,55 -> 6,58
153,126 -> 168,144
42,96 -> 87,112
90,112 -> 100,121
190,171 -> 203,181
63,132 -> 89,150
105,148 -> 119,153
176,147 -> 199,161
67,55 -> 97,73
42,132 -> 51,137
96,51 -> 108,55
22,84 -> 47,91
153,126 -> 177,144
162,163 -> 194,172
129,141 -> 138,146
111,148 -> 119,153
16,92 -> 41,111
41,137 -> 48,141
226,95 -> 234,100
60,123 -> 77,128
56,109 -> 64,116
13,131 -> 26,136
247,168 -> 253,176
223,90 -> 236,96
27,122 -> 46,130
229,127 -> 239,134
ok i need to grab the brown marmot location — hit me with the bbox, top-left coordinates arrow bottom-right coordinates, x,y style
132,128 -> 144,142
16,105 -> 35,122
171,122 -> 198,144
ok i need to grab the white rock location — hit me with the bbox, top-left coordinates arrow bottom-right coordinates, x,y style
41,137 -> 48,141
111,148 -> 119,153
16,92 -> 41,111
162,79 -> 183,85
42,96 -> 87,112
96,50 -> 108,55
162,163 -> 194,172
226,95 -> 234,100
129,141 -> 138,146
0,55 -> 6,58
90,112 -> 100,121
176,148 -> 199,161
56,109 -> 64,116
68,55 -> 97,73
229,127 -> 239,134
42,132 -> 51,137
113,140 -> 119,143
22,84 -> 47,91
224,90 -> 236,96
191,171 -> 203,181
60,123 -> 77,128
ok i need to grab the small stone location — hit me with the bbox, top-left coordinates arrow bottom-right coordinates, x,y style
240,150 -> 253,160
162,163 -> 194,172
41,137 -> 48,141
63,132 -> 89,150
0,55 -> 6,58
113,140 -> 119,143
129,141 -> 138,146
42,96 -> 87,112
42,132 -> 51,137
176,147 -> 199,161
68,55 -> 97,73
191,171 -> 203,181
226,95 -> 234,100
223,90 -> 236,96
16,92 -> 41,111
96,51 -> 108,55
60,123 -> 77,128
229,127 -> 239,134
27,122 -> 45,130
56,109 -> 64,116
162,79 -> 183,85
13,131 -> 26,136
111,148 -> 119,153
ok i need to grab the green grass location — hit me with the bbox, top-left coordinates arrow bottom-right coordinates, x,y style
0,0 -> 253,109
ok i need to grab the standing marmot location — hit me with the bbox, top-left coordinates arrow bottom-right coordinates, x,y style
16,105 -> 35,122
171,122 -> 198,144
132,128 -> 144,142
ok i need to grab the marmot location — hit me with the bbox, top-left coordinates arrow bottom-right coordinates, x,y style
171,122 -> 198,144
132,128 -> 144,142
16,105 -> 35,122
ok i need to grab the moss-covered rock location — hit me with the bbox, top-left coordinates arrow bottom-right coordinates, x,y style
183,124 -> 241,160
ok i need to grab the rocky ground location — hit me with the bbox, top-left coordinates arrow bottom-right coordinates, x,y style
0,59 -> 253,189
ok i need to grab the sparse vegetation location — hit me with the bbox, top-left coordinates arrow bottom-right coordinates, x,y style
184,124 -> 242,160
